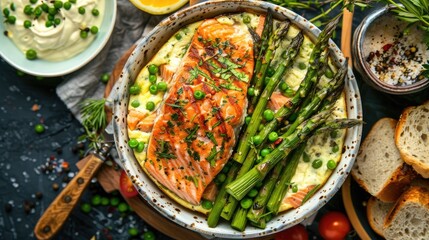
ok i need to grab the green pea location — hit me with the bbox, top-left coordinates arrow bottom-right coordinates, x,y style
78,6 -> 85,14
7,15 -> 16,24
292,185 -> 298,193
142,231 -> 156,240
201,199 -> 213,210
255,157 -> 262,164
128,227 -> 139,236
146,101 -> 155,111
3,8 -> 10,17
100,73 -> 110,83
245,116 -> 251,125
216,173 -> 226,183
34,123 -> 45,133
69,0 -> 76,3
283,88 -> 295,97
279,81 -> 288,92
327,160 -> 337,170
247,188 -> 258,198
148,74 -> 157,83
118,202 -> 128,212
330,130 -> 338,139
54,1 -> 63,9
303,151 -> 310,162
101,197 -> 109,206
157,81 -> 167,92
325,68 -> 334,78
149,84 -> 158,95
247,87 -> 255,96
34,7 -> 42,17
80,30 -> 87,38
92,8 -> 99,16
80,203 -> 91,213
47,14 -> 55,21
266,67 -> 275,77
129,84 -> 141,95
131,100 -> 140,108
240,198 -> 253,209
148,64 -> 159,75
263,109 -> 274,121
63,2 -> 71,10
48,7 -> 57,15
90,26 -> 98,34
260,148 -> 271,157
26,49 -> 37,60
54,18 -> 61,25
41,3 -> 48,12
128,139 -> 139,148
242,14 -> 251,24
193,90 -> 205,100
312,159 -> 323,169
30,0 -> 38,4
268,131 -> 278,142
332,143 -> 339,153
10,3 -> 15,10
110,197 -> 120,206
255,181 -> 263,189
175,33 -> 182,40
24,20 -> 31,28
298,62 -> 307,70
91,194 -> 101,206
252,135 -> 262,145
135,142 -> 145,153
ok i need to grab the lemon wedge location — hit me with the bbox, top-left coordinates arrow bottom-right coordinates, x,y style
130,0 -> 189,15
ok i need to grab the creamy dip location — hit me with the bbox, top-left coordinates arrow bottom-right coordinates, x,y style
1,0 -> 104,61
363,13 -> 429,86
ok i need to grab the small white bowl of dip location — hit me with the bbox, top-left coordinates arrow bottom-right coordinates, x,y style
353,5 -> 429,95
0,0 -> 116,77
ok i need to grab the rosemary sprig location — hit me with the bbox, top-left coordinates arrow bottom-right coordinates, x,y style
80,98 -> 107,150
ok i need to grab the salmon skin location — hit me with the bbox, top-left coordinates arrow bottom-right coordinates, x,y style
144,18 -> 255,205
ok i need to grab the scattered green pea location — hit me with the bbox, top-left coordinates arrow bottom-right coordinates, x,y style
54,18 -> 61,25
325,68 -> 334,78
128,227 -> 139,236
34,123 -> 45,133
330,130 -> 338,139
175,33 -> 182,40
255,181 -> 263,189
245,116 -> 251,125
69,0 -> 76,3
80,203 -> 91,213
48,7 -> 57,15
327,160 -> 337,170
41,3 -> 48,12
34,7 -> 42,17
266,67 -> 275,77
80,30 -> 88,38
54,1 -> 63,9
7,15 -> 16,24
24,20 -> 31,28
148,74 -> 157,83
9,3 -> 15,10
131,100 -> 140,108
100,73 -> 110,83
142,231 -> 156,240
312,159 -> 323,169
247,87 -> 255,96
298,62 -> 307,70
110,197 -> 120,206
243,14 -> 251,24
91,194 -> 101,206
47,14 -> 54,21
30,0 -> 38,4
332,143 -> 339,153
268,131 -> 278,142
3,8 -> 10,17
128,138 -> 139,148
157,81 -> 167,92
118,202 -> 128,212
90,26 -> 98,34
193,90 -> 205,100
146,101 -> 155,111
148,64 -> 159,75
252,135 -> 262,145
303,151 -> 310,162
279,81 -> 288,92
247,188 -> 258,198
292,184 -> 298,193
201,199 -> 213,210
91,8 -> 99,16
149,84 -> 158,95
101,197 -> 109,206
26,49 -> 37,60
263,109 -> 274,121
78,6 -> 85,14
129,84 -> 141,95
240,198 -> 253,209
135,142 -> 145,153
283,87 -> 295,97
216,173 -> 226,183
63,2 -> 71,10
260,148 -> 271,157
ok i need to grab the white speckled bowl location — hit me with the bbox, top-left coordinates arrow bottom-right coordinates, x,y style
0,0 -> 116,77
113,1 -> 363,238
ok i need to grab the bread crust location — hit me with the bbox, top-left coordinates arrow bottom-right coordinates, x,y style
366,197 -> 386,237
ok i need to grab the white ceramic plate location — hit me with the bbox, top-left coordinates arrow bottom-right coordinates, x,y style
0,0 -> 116,77
113,1 -> 363,238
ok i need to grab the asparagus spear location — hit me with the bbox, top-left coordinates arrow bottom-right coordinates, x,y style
233,31 -> 304,165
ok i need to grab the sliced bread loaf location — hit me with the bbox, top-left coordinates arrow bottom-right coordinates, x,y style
366,197 -> 394,237
383,186 -> 429,240
395,100 -> 429,178
352,118 -> 417,202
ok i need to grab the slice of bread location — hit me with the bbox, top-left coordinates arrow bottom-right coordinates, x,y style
395,101 -> 429,178
383,186 -> 429,240
352,118 -> 417,202
366,197 -> 394,237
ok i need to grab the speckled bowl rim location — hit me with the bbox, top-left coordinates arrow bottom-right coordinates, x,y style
112,0 -> 363,238
352,5 -> 429,95
0,0 -> 117,77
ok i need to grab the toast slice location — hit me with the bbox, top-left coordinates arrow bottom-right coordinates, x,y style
352,118 -> 417,202
383,186 -> 429,240
395,101 -> 429,178
366,197 -> 394,237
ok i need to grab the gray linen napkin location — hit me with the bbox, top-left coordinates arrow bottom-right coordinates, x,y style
56,0 -> 164,122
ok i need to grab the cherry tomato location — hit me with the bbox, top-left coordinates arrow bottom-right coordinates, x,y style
318,211 -> 351,240
119,170 -> 138,198
274,224 -> 309,240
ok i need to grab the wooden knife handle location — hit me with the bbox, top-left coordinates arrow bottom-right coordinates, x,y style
34,154 -> 104,240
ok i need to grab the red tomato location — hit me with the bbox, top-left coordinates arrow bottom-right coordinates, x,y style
318,211 -> 351,240
274,224 -> 309,240
119,170 -> 138,198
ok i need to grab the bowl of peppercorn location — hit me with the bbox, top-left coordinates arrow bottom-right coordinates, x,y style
353,5 -> 429,95
0,0 -> 116,77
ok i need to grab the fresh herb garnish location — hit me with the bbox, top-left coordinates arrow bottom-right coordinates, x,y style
79,98 -> 107,150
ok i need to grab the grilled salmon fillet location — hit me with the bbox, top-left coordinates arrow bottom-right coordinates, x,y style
144,18 -> 255,205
